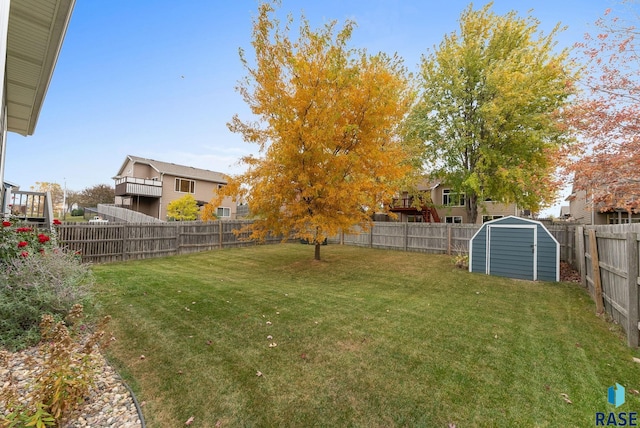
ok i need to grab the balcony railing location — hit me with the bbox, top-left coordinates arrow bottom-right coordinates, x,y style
391,197 -> 417,210
5,190 -> 53,223
115,177 -> 162,198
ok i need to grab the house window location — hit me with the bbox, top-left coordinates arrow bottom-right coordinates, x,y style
443,189 -> 465,206
175,178 -> 195,193
608,214 -> 640,224
217,207 -> 231,218
445,216 -> 463,224
482,215 -> 503,223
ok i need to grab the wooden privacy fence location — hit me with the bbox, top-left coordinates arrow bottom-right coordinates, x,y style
334,223 -> 478,254
577,224 -> 640,347
56,220 -> 279,263
333,222 -> 576,259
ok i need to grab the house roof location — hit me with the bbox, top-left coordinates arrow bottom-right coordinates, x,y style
6,0 -> 75,136
115,155 -> 228,184
415,178 -> 441,192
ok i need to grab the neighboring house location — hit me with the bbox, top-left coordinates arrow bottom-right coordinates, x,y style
566,187 -> 640,225
113,155 -> 238,221
0,0 -> 75,220
389,180 -> 523,224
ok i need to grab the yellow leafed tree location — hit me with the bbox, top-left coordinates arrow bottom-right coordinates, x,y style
167,194 -> 199,221
215,2 -> 418,260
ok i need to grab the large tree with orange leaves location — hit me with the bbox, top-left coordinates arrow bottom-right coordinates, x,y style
214,2 -> 417,260
566,1 -> 640,214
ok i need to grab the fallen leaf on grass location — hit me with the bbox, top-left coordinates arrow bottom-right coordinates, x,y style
449,424 -> 456,428
560,393 -> 572,404
139,355 -> 145,360
185,416 -> 194,425
633,357 -> 640,364
575,342 -> 582,348
207,340 -> 212,346
269,342 -> 278,348
266,321 -> 272,325
256,371 -> 263,377
630,389 -> 640,395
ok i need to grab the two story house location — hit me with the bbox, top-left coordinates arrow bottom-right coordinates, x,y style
389,180 -> 523,224
113,155 -> 238,221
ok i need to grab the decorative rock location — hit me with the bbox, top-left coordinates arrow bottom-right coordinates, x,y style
0,347 -> 142,427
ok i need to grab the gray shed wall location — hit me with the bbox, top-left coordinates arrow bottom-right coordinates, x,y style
470,216 -> 559,282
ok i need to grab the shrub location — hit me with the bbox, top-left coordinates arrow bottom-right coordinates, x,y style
70,208 -> 84,216
0,306 -> 112,427
0,220 -> 55,262
0,219 -> 93,351
451,244 -> 469,270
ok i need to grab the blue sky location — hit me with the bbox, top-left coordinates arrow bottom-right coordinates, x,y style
6,0 -> 613,215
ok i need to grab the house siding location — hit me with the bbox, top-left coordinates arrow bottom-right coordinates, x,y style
115,156 -> 237,221
567,189 -> 640,225
431,186 -> 518,224
567,189 -> 608,224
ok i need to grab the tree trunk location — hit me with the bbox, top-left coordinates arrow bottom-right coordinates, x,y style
314,242 -> 321,260
466,193 -> 479,224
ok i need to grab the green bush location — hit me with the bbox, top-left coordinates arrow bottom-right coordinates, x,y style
71,208 -> 84,216
0,219 -> 93,351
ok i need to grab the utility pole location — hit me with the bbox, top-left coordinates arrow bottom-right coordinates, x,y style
62,178 -> 67,221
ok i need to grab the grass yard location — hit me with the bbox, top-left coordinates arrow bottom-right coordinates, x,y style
92,244 -> 640,427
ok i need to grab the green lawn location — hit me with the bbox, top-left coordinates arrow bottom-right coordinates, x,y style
91,244 -> 640,427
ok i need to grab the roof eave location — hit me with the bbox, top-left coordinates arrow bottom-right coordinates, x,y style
6,0 -> 76,136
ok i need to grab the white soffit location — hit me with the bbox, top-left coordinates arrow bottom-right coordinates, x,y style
6,0 -> 75,136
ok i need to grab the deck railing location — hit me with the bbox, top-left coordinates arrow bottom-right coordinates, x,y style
4,190 -> 53,223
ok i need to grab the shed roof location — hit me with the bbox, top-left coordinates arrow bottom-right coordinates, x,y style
6,0 -> 75,136
115,155 -> 228,184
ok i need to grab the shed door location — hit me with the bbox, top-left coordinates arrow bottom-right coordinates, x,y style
487,225 -> 537,280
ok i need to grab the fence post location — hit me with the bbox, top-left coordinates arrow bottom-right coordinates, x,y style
569,225 -> 575,266
175,223 -> 181,255
577,226 -> 586,287
588,229 -> 605,315
121,224 -> 128,262
369,224 -> 373,248
404,223 -> 408,252
447,225 -> 452,255
219,220 -> 223,249
627,232 -> 639,348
